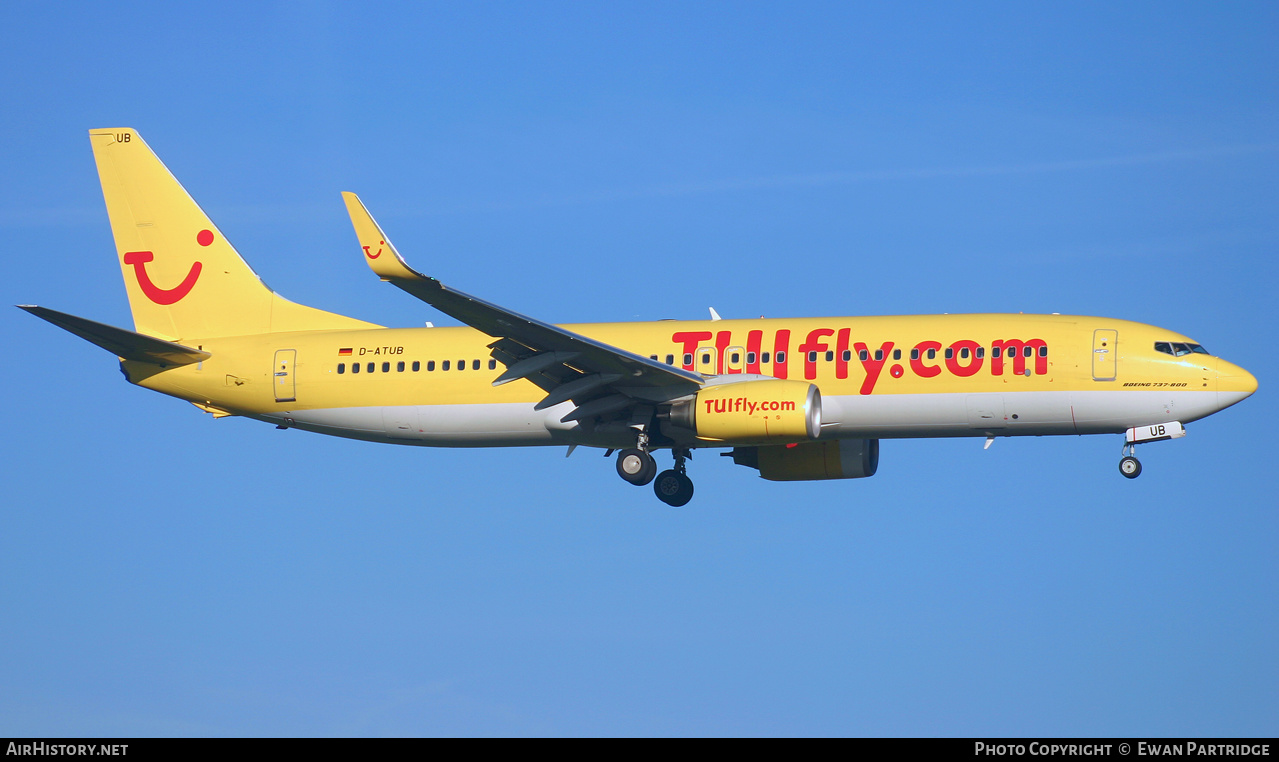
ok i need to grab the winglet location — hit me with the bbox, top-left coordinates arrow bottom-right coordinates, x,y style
341,192 -> 428,283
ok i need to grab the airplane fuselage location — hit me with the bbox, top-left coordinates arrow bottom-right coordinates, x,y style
127,313 -> 1254,449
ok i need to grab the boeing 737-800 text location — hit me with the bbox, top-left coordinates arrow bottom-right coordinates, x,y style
20,129 -> 1258,505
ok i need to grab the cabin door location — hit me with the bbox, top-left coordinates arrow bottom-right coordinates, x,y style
274,349 -> 297,402
1092,330 -> 1118,381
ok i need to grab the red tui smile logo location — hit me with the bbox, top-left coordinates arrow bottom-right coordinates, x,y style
122,229 -> 212,305
363,240 -> 385,259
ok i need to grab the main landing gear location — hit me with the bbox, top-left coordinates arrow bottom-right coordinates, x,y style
613,443 -> 695,506
1119,443 -> 1142,479
616,448 -> 657,486
653,449 -> 694,507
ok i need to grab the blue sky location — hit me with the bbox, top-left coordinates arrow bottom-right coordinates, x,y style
1,1 -> 1276,736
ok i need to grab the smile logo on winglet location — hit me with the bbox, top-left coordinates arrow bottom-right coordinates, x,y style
363,240 -> 385,259
123,229 -> 212,305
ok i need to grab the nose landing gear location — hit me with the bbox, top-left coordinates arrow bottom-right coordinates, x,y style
1119,443 -> 1142,479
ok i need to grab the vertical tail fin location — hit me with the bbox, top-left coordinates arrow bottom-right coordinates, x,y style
89,129 -> 376,339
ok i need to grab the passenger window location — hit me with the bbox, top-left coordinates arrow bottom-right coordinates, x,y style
442,360 -> 450,371
893,349 -> 901,360
927,349 -> 936,360
413,361 -> 421,372
458,359 -> 466,370
489,359 -> 497,369
825,351 -> 834,362
762,352 -> 770,364
808,351 -> 817,363
1038,346 -> 1048,357
382,362 -> 390,373
875,349 -> 883,361
1023,346 -> 1032,358
650,354 -> 658,361
945,348 -> 954,360
337,363 -> 345,374
842,350 -> 851,362
858,350 -> 868,361
776,351 -> 786,363
352,362 -> 360,374
746,352 -> 756,365
683,353 -> 693,366
666,354 -> 675,365
427,361 -> 435,371
397,361 -> 405,372
731,352 -> 741,364
473,359 -> 481,370
960,347 -> 969,359
976,347 -> 984,359
911,348 -> 919,360
367,362 -> 375,373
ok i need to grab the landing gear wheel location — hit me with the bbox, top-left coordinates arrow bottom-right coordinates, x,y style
616,448 -> 656,486
1119,456 -> 1142,479
653,469 -> 694,506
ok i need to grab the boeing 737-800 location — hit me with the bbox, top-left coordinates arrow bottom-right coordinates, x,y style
20,129 -> 1258,505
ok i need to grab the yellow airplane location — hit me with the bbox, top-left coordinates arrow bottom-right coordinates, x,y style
20,129 -> 1258,505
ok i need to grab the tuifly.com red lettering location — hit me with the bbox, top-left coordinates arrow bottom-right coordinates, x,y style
672,328 -> 1049,395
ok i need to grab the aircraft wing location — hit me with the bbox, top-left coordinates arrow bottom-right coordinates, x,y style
342,193 -> 703,417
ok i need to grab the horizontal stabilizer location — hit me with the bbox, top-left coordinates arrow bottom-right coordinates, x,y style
18,305 -> 211,366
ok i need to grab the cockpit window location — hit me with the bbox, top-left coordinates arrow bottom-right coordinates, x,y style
1156,341 -> 1210,357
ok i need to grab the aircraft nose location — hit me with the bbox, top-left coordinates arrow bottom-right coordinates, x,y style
1216,359 -> 1257,410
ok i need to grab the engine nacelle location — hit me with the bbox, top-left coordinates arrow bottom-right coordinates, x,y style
725,439 -> 879,481
669,379 -> 821,443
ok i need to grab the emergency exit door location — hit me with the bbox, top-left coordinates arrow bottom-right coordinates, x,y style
1092,330 -> 1117,381
274,349 -> 297,402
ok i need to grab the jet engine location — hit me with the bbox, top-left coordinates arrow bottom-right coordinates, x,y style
724,439 -> 879,481
666,379 -> 821,444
